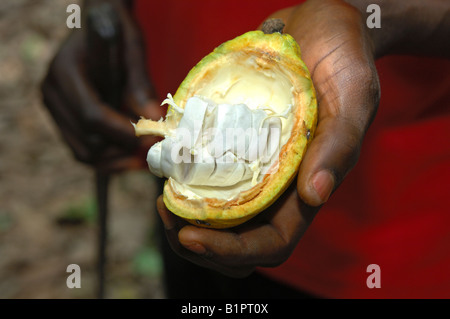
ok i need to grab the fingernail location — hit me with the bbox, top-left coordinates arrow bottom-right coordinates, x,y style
184,242 -> 207,255
311,170 -> 334,204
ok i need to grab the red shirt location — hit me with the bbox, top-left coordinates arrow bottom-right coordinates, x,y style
134,0 -> 450,298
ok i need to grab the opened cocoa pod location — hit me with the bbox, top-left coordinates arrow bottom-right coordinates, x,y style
134,20 -> 317,228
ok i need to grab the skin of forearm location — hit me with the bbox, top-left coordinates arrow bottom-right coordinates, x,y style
344,0 -> 450,58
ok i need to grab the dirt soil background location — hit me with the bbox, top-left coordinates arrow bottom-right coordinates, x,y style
0,0 -> 165,298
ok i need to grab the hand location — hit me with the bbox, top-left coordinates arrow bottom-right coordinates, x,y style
276,0 -> 380,206
157,184 -> 317,278
41,0 -> 163,173
156,0 -> 380,277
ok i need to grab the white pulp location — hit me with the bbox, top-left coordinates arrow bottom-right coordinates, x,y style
147,95 -> 291,191
148,54 -> 295,200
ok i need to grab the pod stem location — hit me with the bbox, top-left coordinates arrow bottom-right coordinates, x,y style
261,18 -> 285,34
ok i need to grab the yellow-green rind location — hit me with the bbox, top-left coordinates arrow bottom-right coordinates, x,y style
163,30 -> 317,229
172,30 -> 306,108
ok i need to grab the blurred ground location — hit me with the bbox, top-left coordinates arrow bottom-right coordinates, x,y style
0,0 -> 165,298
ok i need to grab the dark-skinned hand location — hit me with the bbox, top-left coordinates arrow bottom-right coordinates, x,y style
156,0 -> 380,278
41,0 -> 163,173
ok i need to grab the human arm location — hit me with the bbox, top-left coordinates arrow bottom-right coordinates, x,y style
345,0 -> 450,58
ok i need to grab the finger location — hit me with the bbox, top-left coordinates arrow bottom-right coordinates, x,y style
41,77 -> 94,162
177,184 -> 311,269
178,224 -> 284,269
48,32 -> 140,151
42,76 -> 150,172
125,93 -> 164,120
156,196 -> 254,277
176,187 -> 290,268
68,73 -> 140,150
266,183 -> 319,249
297,61 -> 380,207
297,117 -> 360,206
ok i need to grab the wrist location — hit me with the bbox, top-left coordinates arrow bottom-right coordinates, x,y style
343,0 -> 450,58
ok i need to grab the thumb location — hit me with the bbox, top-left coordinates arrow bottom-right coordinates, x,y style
297,116 -> 363,207
295,35 -> 380,207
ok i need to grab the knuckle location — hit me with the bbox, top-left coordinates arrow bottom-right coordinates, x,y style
338,64 -> 380,137
339,120 -> 363,165
356,62 -> 380,109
